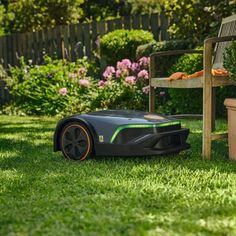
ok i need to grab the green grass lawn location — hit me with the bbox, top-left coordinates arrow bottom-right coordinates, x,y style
0,115 -> 236,236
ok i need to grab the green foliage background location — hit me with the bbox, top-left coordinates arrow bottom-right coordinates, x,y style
0,0 -> 235,41
100,29 -> 154,66
2,0 -> 84,34
165,0 -> 236,43
224,41 -> 236,82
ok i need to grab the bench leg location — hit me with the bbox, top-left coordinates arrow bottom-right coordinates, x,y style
212,88 -> 216,131
149,86 -> 155,113
203,83 -> 212,160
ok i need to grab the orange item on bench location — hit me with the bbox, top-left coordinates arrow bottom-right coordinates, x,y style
211,68 -> 229,76
182,70 -> 203,80
168,69 -> 229,81
168,72 -> 187,80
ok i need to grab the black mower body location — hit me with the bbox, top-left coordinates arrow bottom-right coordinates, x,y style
54,110 -> 190,157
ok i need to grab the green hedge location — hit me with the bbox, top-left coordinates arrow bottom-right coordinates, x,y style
224,41 -> 236,82
136,40 -> 193,58
136,40 -> 194,77
100,29 -> 154,66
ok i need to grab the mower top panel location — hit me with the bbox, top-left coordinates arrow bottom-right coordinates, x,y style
67,110 -> 181,143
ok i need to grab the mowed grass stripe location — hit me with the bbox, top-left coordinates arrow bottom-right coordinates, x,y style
0,115 -> 236,235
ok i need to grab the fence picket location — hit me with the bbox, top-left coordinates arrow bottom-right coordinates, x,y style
91,21 -> 98,58
97,20 -> 106,36
6,36 -> 12,66
16,33 -> 22,60
28,32 -> 34,62
69,24 -> 77,61
123,16 -> 131,30
160,12 -> 169,41
55,27 -> 62,59
47,29 -> 53,57
83,23 -> 92,59
38,30 -> 44,63
0,37 -> 3,64
3,36 -> 8,67
150,13 -> 160,41
141,14 -> 150,31
76,24 -> 84,58
32,31 -> 37,64
107,20 -> 114,32
114,18 -> 122,30
132,15 -> 141,29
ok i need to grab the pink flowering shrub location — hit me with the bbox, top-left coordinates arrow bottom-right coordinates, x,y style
93,57 -> 151,110
99,57 -> 149,92
8,55 -> 155,115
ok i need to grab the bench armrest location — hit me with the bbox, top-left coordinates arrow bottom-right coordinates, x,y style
204,35 -> 236,44
150,49 -> 203,60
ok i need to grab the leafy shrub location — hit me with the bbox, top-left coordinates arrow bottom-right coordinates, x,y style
224,41 -> 236,82
7,57 -> 97,116
124,0 -> 162,15
164,0 -> 236,43
0,64 -> 10,106
100,29 -> 154,66
136,40 -> 194,77
167,51 -> 203,75
163,52 -> 203,114
136,40 -> 193,58
3,0 -> 84,34
0,64 -> 8,80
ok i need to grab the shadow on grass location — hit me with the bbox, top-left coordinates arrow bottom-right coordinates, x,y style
0,126 -> 235,177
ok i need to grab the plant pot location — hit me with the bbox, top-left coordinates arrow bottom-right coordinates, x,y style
224,98 -> 236,160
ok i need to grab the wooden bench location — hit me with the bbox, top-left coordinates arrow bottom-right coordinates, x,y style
149,15 -> 236,160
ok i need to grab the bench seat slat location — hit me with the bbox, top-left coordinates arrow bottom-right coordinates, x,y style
150,76 -> 235,88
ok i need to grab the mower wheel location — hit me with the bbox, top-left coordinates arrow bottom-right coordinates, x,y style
60,122 -> 92,161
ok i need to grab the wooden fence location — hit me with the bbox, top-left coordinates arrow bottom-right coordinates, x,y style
0,12 -> 169,68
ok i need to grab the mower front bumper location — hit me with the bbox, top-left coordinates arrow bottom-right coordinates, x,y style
94,128 -> 190,156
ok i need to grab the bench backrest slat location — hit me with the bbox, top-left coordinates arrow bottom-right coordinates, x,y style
213,14 -> 236,69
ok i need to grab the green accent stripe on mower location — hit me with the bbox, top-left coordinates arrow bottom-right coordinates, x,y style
110,121 -> 180,143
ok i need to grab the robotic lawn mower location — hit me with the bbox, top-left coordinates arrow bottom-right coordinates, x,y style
54,110 -> 190,161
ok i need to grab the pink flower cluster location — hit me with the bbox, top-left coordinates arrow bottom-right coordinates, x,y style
142,86 -> 150,94
59,87 -> 68,96
103,66 -> 115,79
79,79 -> 90,87
117,59 -> 132,70
139,57 -> 150,68
138,70 -> 149,79
131,62 -> 139,72
99,57 -> 150,93
125,76 -> 136,85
